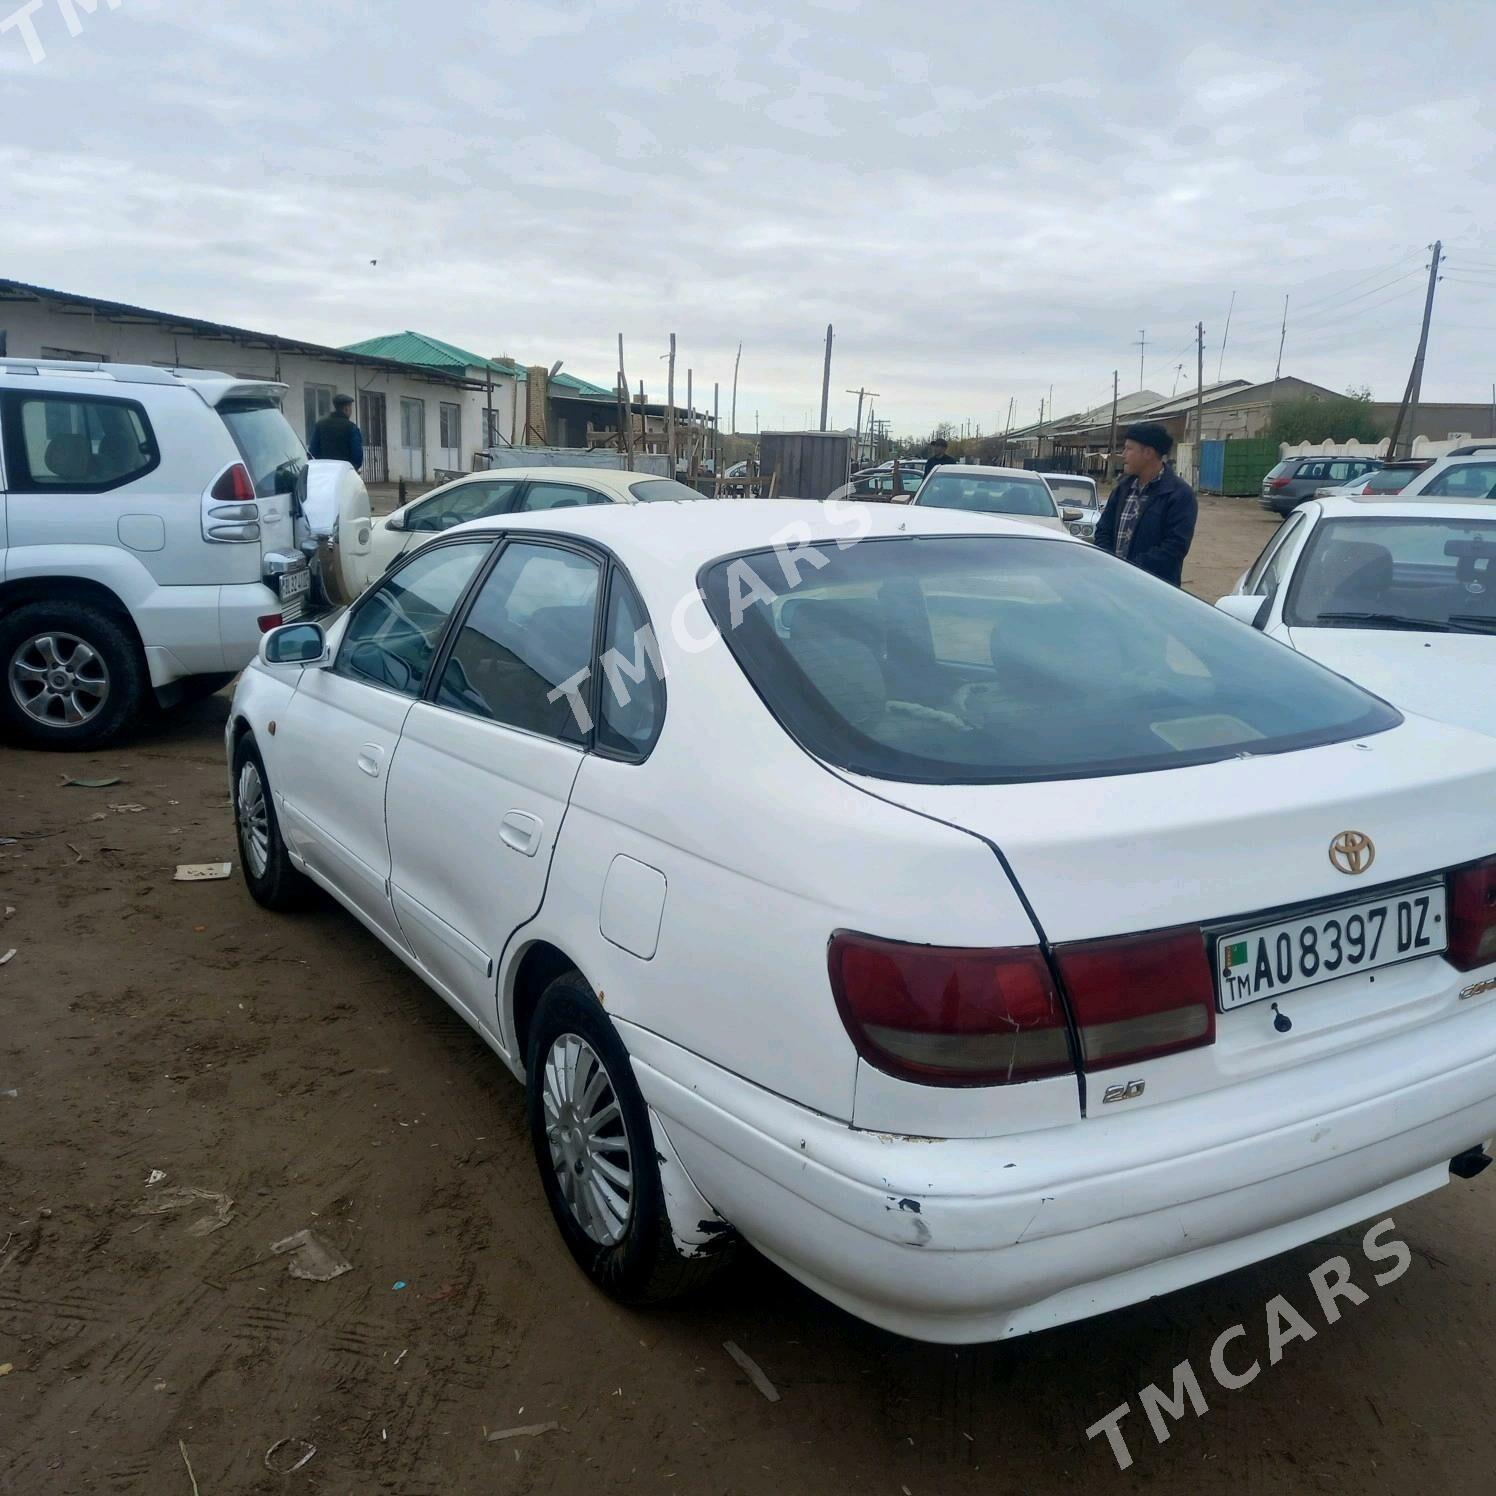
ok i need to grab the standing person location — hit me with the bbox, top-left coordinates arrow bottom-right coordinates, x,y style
1094,422 -> 1197,586
309,393 -> 364,471
924,436 -> 957,478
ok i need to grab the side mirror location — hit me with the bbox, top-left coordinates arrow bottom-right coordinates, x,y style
261,622 -> 328,666
1060,507 -> 1083,523
384,508 -> 406,532
1215,593 -> 1271,630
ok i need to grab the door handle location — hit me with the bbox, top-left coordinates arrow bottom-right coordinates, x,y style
499,811 -> 542,857
357,742 -> 386,778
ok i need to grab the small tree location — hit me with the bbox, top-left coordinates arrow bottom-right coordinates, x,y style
1270,389 -> 1386,445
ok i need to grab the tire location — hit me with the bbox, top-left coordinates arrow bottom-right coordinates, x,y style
0,600 -> 146,750
232,735 -> 318,911
526,972 -> 733,1305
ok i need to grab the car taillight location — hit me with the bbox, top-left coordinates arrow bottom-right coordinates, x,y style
257,613 -> 284,633
827,931 -> 1073,1086
1268,477 -> 1291,491
211,462 -> 256,503
1053,926 -> 1215,1072
1447,857 -> 1496,971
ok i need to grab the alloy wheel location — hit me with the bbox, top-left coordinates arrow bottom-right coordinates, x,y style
236,760 -> 271,879
541,1032 -> 633,1246
8,631 -> 111,727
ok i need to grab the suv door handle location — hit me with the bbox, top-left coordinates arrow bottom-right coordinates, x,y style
499,811 -> 542,856
357,743 -> 386,778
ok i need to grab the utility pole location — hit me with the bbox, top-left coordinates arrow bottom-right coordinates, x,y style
666,333 -> 677,476
846,387 -> 880,465
730,341 -> 742,435
686,369 -> 694,477
1134,329 -> 1147,390
1385,240 -> 1443,460
713,381 -> 720,478
819,324 -> 834,431
1107,369 -> 1119,481
1003,395 -> 1015,462
1217,291 -> 1236,382
1194,322 -> 1205,482
1273,295 -> 1289,385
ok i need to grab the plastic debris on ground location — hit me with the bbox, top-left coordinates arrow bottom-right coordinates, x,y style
484,1422 -> 558,1442
174,862 -> 233,882
0,950 -> 15,967
723,1340 -> 781,1402
145,1169 -> 166,1186
270,1229 -> 353,1281
61,776 -> 122,789
264,1437 -> 317,1473
133,1186 -> 234,1237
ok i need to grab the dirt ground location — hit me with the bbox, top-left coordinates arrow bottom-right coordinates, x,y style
5,495 -> 1496,1495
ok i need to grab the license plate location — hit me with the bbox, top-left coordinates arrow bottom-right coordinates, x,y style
278,568 -> 311,602
1215,883 -> 1447,1010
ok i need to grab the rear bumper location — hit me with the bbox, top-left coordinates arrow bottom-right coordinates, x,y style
621,989 -> 1496,1343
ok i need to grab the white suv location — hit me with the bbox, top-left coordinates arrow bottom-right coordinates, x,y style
0,359 -> 313,748
1397,445 -> 1496,502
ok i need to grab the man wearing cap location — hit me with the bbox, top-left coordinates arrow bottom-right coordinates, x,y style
1094,422 -> 1197,586
308,393 -> 365,471
923,436 -> 957,479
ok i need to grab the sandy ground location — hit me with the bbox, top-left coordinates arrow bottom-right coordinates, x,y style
4,495 -> 1496,1495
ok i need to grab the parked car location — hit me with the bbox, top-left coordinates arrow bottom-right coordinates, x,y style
1216,494 -> 1496,735
851,465 -> 924,501
911,464 -> 1070,531
229,499 -> 1496,1344
0,358 -> 314,748
1396,449 -> 1496,503
1042,473 -> 1103,538
1318,458 -> 1433,498
1262,455 -> 1382,514
361,467 -> 708,588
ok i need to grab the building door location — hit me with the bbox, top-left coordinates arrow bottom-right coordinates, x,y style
359,391 -> 388,482
438,401 -> 462,473
400,397 -> 425,482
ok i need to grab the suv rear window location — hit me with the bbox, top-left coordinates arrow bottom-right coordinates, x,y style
218,400 -> 308,498
701,536 -> 1398,783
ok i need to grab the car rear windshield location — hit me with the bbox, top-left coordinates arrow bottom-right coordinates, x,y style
917,472 -> 1055,516
1045,478 -> 1095,504
630,478 -> 713,502
701,536 -> 1399,784
1284,515 -> 1496,633
1362,466 -> 1420,493
1264,459 -> 1295,480
218,400 -> 308,498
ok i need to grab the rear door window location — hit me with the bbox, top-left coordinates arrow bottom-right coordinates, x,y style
217,400 -> 308,498
435,541 -> 601,742
514,482 -> 609,512
1422,462 -> 1496,499
1,391 -> 159,493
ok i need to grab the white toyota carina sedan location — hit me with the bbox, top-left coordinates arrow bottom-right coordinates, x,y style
226,499 -> 1496,1343
1217,495 -> 1496,737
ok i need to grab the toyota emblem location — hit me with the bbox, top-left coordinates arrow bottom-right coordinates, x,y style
1329,830 -> 1375,875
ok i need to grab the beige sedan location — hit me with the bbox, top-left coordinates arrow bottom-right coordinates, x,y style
910,464 -> 1073,533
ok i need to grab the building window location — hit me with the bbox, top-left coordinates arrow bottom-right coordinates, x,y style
40,346 -> 108,362
439,401 -> 462,465
482,408 -> 503,447
304,383 -> 336,439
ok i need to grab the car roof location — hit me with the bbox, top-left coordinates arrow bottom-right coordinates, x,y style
921,464 -> 1050,480
0,358 -> 286,405
441,498 -> 1073,591
426,466 -> 664,501
1314,495 -> 1496,519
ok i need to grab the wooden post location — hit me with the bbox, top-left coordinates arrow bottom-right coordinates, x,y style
666,333 -> 677,476
713,381 -> 720,480
617,335 -> 634,468
1107,370 -> 1119,481
686,368 -> 695,478
730,341 -> 742,435
1194,322 -> 1205,484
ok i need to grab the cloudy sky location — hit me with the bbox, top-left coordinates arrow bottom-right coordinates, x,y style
5,0 -> 1494,434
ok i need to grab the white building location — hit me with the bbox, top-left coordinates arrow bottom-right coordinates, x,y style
0,279 -> 509,483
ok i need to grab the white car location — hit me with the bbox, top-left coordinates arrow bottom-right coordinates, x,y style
1217,494 -> 1496,736
1042,472 -> 1103,538
911,464 -> 1069,532
362,467 -> 706,588
1395,446 -> 1496,503
227,499 -> 1496,1344
0,358 -> 313,747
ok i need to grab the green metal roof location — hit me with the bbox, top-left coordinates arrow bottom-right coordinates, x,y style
341,330 -> 516,377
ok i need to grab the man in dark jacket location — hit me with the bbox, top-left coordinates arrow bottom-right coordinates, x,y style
1094,422 -> 1197,586
924,437 -> 957,479
308,393 -> 364,470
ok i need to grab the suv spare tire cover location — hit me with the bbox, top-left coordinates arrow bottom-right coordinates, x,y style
303,461 -> 374,602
